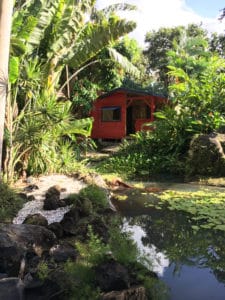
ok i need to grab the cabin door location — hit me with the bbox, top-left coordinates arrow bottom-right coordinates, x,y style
126,106 -> 134,135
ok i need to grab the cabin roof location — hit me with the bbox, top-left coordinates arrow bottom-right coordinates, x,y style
97,87 -> 167,100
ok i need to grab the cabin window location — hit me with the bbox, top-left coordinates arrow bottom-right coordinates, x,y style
101,106 -> 121,122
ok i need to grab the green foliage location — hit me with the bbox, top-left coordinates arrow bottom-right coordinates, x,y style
37,261 -> 50,281
156,190 -> 225,232
98,128 -> 185,179
64,261 -> 100,300
5,0 -> 138,181
76,225 -> 110,266
79,184 -> 108,210
144,24 -> 209,90
168,55 -> 225,133
72,79 -> 99,117
142,276 -> 169,300
100,36 -> 225,180
109,227 -> 140,266
5,92 -> 91,176
0,181 -> 25,222
63,220 -> 161,299
76,37 -> 144,94
209,32 -> 225,58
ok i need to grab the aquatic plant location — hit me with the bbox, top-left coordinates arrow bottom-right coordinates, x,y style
154,190 -> 225,231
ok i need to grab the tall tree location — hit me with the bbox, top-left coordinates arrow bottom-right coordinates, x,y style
143,24 -> 208,93
0,0 -> 13,173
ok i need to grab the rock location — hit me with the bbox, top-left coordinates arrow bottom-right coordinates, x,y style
101,286 -> 147,300
60,207 -> 81,235
25,252 -> 40,275
27,195 -> 35,201
49,243 -> 77,262
0,273 -> 8,279
23,184 -> 39,192
17,193 -> 28,201
43,185 -> 68,210
46,185 -> 61,199
23,214 -> 48,227
26,177 -> 35,184
78,172 -> 107,189
187,133 -> 225,177
0,277 -> 24,300
24,277 -> 61,300
90,174 -> 108,189
47,222 -> 64,238
0,224 -> 56,276
94,259 -> 130,292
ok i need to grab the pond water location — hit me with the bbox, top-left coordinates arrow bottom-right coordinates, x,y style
112,183 -> 225,300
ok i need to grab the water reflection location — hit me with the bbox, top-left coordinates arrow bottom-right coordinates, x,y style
113,194 -> 225,300
123,223 -> 169,276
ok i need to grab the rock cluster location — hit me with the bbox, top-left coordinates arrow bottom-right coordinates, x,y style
2,176 -> 156,299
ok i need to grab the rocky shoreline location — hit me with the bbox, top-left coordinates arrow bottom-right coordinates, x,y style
0,173 -> 156,299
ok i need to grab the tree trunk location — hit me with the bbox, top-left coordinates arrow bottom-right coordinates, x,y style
0,0 -> 13,173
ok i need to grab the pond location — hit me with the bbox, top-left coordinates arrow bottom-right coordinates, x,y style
112,183 -> 225,300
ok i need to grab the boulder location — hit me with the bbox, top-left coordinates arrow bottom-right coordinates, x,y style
101,286 -> 147,300
94,259 -> 130,292
23,184 -> 39,192
0,277 -> 24,300
49,243 -> 77,263
60,207 -> 81,235
43,185 -> 68,210
23,214 -> 48,227
47,222 -> 64,238
0,224 -> 56,276
187,133 -> 225,177
27,195 -> 35,201
24,277 -> 61,300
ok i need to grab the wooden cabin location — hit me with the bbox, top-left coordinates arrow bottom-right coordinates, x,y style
90,88 -> 167,140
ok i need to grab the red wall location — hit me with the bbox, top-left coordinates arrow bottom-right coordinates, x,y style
91,93 -> 126,139
90,92 -> 167,139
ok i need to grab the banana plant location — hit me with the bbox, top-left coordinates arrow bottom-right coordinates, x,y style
10,0 -> 139,95
4,0 -> 138,179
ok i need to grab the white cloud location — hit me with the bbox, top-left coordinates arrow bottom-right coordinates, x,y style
96,0 -> 225,47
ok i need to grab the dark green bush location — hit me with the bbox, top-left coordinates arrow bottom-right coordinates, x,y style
79,184 -> 108,210
0,181 -> 25,222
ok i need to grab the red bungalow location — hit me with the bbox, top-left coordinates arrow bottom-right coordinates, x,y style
90,88 -> 167,140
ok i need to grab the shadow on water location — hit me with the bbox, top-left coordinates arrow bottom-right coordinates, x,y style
112,185 -> 225,300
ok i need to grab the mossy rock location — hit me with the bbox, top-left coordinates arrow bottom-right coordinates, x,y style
186,133 -> 225,177
79,185 -> 108,211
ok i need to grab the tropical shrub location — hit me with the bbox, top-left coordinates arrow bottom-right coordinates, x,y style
79,184 -> 108,210
0,181 -> 25,222
4,92 -> 92,178
98,127 -> 186,179
64,261 -> 100,300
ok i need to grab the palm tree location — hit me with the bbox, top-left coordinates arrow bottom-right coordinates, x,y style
0,0 -> 13,173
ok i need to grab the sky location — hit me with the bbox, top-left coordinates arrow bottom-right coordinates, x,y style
96,0 -> 225,47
